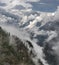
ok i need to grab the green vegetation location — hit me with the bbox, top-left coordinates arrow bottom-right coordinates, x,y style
0,27 -> 35,65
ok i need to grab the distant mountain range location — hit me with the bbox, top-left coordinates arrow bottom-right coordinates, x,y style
0,0 -> 59,65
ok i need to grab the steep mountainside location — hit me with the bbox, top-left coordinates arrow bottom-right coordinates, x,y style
0,27 -> 35,65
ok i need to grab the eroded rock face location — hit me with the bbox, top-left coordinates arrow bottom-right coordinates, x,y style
0,27 -> 35,65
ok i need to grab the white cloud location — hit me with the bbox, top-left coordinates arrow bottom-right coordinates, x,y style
46,31 -> 57,42
0,0 -> 59,65
27,0 -> 40,2
0,0 -> 11,3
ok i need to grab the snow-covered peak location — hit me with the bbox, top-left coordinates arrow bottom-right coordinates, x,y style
0,0 -> 59,65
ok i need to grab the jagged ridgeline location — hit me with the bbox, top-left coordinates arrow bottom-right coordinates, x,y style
0,27 -> 35,65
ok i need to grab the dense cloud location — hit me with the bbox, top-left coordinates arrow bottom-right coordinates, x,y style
0,0 -> 59,12
0,0 -> 59,65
